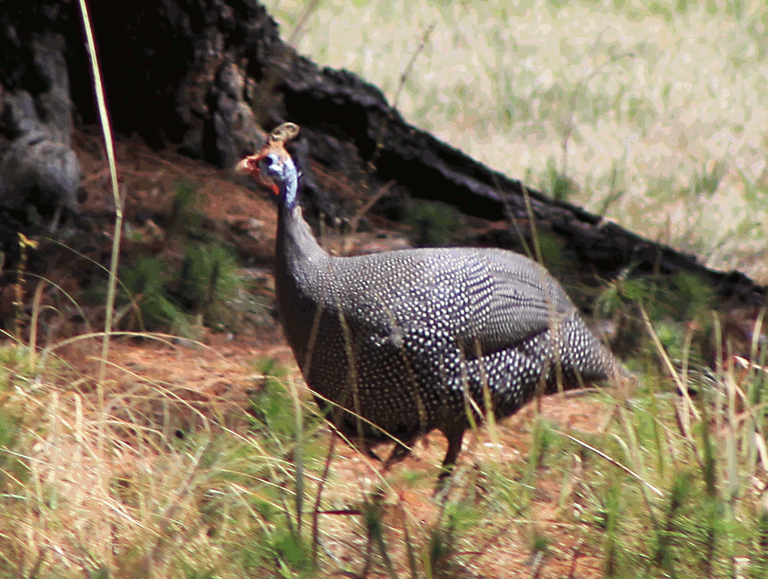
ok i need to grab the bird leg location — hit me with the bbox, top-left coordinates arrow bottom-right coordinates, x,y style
436,429 -> 465,489
383,440 -> 413,470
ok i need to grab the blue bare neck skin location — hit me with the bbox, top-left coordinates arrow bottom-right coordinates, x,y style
275,155 -> 323,263
279,157 -> 300,210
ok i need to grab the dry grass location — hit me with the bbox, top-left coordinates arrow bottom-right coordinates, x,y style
3,322 -> 768,577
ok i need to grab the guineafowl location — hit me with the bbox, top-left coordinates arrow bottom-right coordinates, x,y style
237,123 -> 620,480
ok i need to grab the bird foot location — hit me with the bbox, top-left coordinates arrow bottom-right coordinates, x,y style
382,441 -> 413,470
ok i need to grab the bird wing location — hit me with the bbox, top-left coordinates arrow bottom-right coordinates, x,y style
429,248 -> 574,356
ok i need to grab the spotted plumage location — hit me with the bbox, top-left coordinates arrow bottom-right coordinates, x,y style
237,123 -> 619,477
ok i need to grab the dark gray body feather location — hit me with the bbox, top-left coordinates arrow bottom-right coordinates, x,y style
276,204 -> 616,457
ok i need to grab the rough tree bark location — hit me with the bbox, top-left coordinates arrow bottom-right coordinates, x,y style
0,4 -> 82,251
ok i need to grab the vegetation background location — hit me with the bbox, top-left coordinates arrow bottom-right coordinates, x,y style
1,1 -> 767,578
268,0 -> 768,283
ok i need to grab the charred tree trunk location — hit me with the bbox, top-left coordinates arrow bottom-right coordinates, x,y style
0,0 -> 763,308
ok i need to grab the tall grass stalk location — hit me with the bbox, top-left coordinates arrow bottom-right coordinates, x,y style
557,431 -> 662,498
13,234 -> 36,341
27,280 -> 45,373
288,377 -> 305,538
641,304 -> 701,422
77,0 -> 124,474
311,430 -> 336,565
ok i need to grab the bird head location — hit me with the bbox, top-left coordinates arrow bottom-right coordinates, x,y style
236,123 -> 301,209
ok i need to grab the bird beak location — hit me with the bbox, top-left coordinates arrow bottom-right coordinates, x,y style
235,154 -> 262,179
236,151 -> 281,196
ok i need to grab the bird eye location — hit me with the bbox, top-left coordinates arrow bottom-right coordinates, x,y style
259,153 -> 281,174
